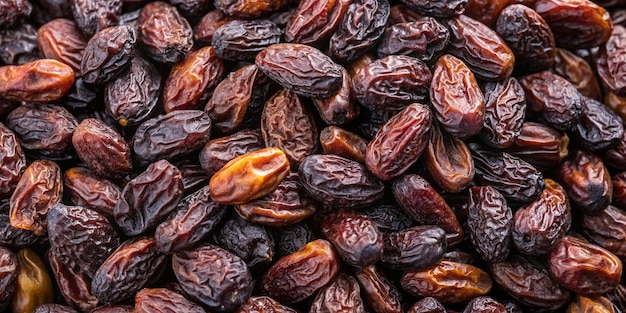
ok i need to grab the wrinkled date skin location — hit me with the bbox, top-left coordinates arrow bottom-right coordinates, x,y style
274,223 -> 314,258
557,150 -> 612,215
213,19 -> 282,61
47,203 -> 120,278
444,14 -> 515,81
134,288 -> 205,313
213,214 -> 275,270
0,247 -> 17,312
0,59 -> 75,102
328,0 -> 390,63
548,236 -> 622,295
63,167 -> 120,218
37,18 -> 87,73
582,205 -> 626,257
209,147 -> 290,205
407,297 -> 446,313
164,46 -> 225,112
503,121 -> 568,171
377,18 -> 449,62
194,10 -> 237,44
12,248 -> 54,313
479,77 -> 526,149
0,0 -> 32,28
48,250 -> 98,312
91,236 -> 167,304
598,26 -> 626,97
80,25 -> 136,85
321,210 -> 383,267
235,172 -> 317,227
310,274 -> 366,313
155,186 -> 227,254
430,54 -> 485,139
552,48 -> 602,101
0,211 -> 37,248
567,295 -> 618,313
352,55 -> 432,111
0,22 -> 39,66
400,0 -> 466,17
463,296 -> 506,313
105,56 -> 161,127
255,43 -> 343,98
424,121 -> 474,192
312,67 -> 359,126
365,103 -> 432,181
362,204 -> 413,235
214,0 -> 296,18
0,123 -> 25,198
299,154 -> 385,209
575,96 -> 624,151
470,143 -> 545,203
133,110 -> 212,166
138,1 -> 193,63
356,265 -> 403,313
392,174 -> 464,246
261,239 -> 339,304
10,160 -> 62,236
512,179 -> 571,255
400,260 -> 492,304
262,89 -> 318,166
320,126 -> 367,164
495,4 -> 556,73
284,0 -> 350,46
198,129 -> 264,176
173,244 -> 253,312
237,296 -> 298,313
382,225 -> 447,271
467,186 -> 513,263
72,118 -> 132,179
70,0 -> 122,38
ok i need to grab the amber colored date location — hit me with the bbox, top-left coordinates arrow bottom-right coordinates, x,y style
503,122 -> 568,171
12,248 -> 54,313
311,67 -> 359,126
63,167 -> 120,218
209,147 -> 290,205
194,10 -> 237,44
320,126 -> 367,164
356,265 -> 403,313
285,0 -> 350,45
424,122 -> 474,192
567,295 -> 618,313
0,59 -> 74,102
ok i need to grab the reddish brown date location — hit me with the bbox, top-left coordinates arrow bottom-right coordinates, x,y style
194,10 -> 237,44
464,0 -> 509,27
321,210 -> 383,267
311,67 -> 359,126
284,0 -> 350,45
479,78 -> 526,149
236,296 -> 298,313
424,121 -> 474,192
401,0 -> 466,17
48,250 -> 98,312
356,265 -> 403,313
138,1 -> 193,63
0,0 -> 32,28
37,18 -> 87,73
583,205 -> 626,257
598,26 -> 626,97
0,59 -> 74,102
213,19 -> 282,61
0,247 -> 17,312
80,25 -> 136,85
557,150 -> 612,215
70,0 -> 122,38
311,274 -> 366,313
320,126 -> 367,164
198,129 -> 264,176
503,122 -> 568,171
0,122 -> 25,198
261,239 -> 339,304
467,186 -> 513,262
382,225 -> 447,270
63,167 -> 120,218
552,48 -> 602,101
134,288 -> 205,313
377,18 -> 449,62
214,0 -> 296,18
574,96 -> 624,151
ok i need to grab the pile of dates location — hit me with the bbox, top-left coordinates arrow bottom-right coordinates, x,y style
2,0 -> 626,312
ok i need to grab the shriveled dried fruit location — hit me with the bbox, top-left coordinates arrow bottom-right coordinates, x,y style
284,0 -> 350,45
400,0 -> 467,17
214,19 -> 282,61
479,77 -> 526,149
557,150 -> 612,215
0,122 -> 25,198
237,296 -> 298,313
12,248 -> 54,313
322,210 -> 383,267
48,249 -> 98,312
80,25 -> 136,85
0,0 -> 32,28
0,247 -> 17,312
70,0 -> 122,38
214,0 -> 296,18
63,167 -> 120,218
382,225 -> 446,271
377,18 -> 449,62
598,26 -> 626,97
134,288 -> 205,313
213,214 -> 275,270
503,122 -> 568,171
467,186 -> 512,262
582,205 -> 626,257
310,274 -> 366,313
137,1 -> 193,63
198,129 -> 265,176
0,59 -> 75,102
355,265 -> 403,313
37,18 -> 87,73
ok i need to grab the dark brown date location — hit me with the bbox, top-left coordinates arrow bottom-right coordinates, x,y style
138,1 -> 193,63
134,288 -> 205,313
70,0 -> 122,37
236,296 -> 298,313
495,4 -> 555,73
214,19 -> 282,61
320,126 -> 367,164
552,48 -> 602,101
574,96 -> 624,151
173,244 -> 253,312
285,0 -> 350,45
0,211 -> 37,248
583,205 -> 626,257
274,223 -> 314,258
401,260 -> 492,304
388,4 -> 423,24
90,305 -> 133,313
0,247 -> 17,312
10,160 -> 62,236
362,203 -> 413,234
557,150 -> 612,215
312,67 -> 359,126
408,297 -> 446,313
37,18 -> 87,73
382,225 -> 446,270
0,122 -> 25,198
261,239 -> 339,304
48,249 -> 97,312
598,26 -> 626,97
133,110 -> 212,166
444,14 -> 514,80
328,0 -> 390,63
105,56 -> 161,127
80,25 -> 136,85
310,274 -> 366,313
63,167 -> 120,218
489,255 -> 572,309
512,179 -> 571,255
169,0 -> 213,18
604,130 -> 626,170
115,160 -> 184,236
0,23 -> 39,65
255,43 -> 343,98
463,297 -> 506,313
377,18 -> 449,62
164,46 -> 225,112
352,55 -> 432,111
424,124 -> 474,192
33,304 -> 80,313
614,172 -> 626,209
400,0 -> 466,17
504,122 -> 568,171
467,186 -> 513,262
366,103 -> 431,181
322,210 -> 383,267
0,0 -> 32,28
355,265 -> 403,313
479,78 -> 526,149
91,236 -> 167,304
213,214 -> 275,270
0,59 -> 75,102
194,10 -> 237,44
12,248 -> 54,313
549,236 -> 622,295
392,174 -> 464,246
198,129 -> 264,176
72,118 -> 132,179
430,54 -> 485,139
214,0 -> 296,18
298,154 -> 385,209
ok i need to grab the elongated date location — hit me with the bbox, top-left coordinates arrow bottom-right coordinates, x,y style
0,59 -> 74,102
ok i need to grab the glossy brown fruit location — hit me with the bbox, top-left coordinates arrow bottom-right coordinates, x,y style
0,59 -> 74,102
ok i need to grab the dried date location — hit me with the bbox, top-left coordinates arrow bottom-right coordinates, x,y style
467,186 -> 513,262
285,0 -> 350,45
0,247 -> 17,312
48,249 -> 98,312
362,204 -> 413,234
70,0 -> 122,37
194,10 -> 236,44
597,26 -> 626,97
138,1 -> 193,63
214,0 -> 296,18
567,295 -> 618,313
0,122 -> 25,198
0,23 -> 39,65
0,0 -> 32,28
355,265 -> 403,313
12,248 -> 54,313
407,297 -> 446,313
63,167 -> 120,218
382,225 -> 446,270
582,205 -> 626,257
37,18 -> 87,73
552,48 -> 602,100
214,214 -> 275,270
134,288 -> 205,313
424,121 -> 474,192
479,77 -> 526,149
377,18 -> 449,62
503,122 -> 568,171
400,0 -> 466,17
557,150 -> 612,215
0,211 -> 37,248
0,59 -> 74,102
322,210 -> 383,267
198,129 -> 264,176
310,274 -> 366,313
237,296 -> 298,313
80,25 -> 136,85
214,19 -> 282,61
320,126 -> 367,164
574,96 -> 624,151
312,67 -> 359,125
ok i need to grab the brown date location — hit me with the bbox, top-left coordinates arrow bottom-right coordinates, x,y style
388,4 -> 423,24
169,0 -> 213,18
48,250 -> 97,312
321,210 -> 383,268
236,296 -> 298,313
80,25 -> 136,85
164,46 -> 225,112
0,122 -> 25,198
400,0 -> 466,17
173,244 -> 253,312
0,210 -> 37,248
284,0 -> 350,45
0,0 -> 32,28
0,23 -> 39,66
614,172 -> 626,209
549,236 -> 622,295
209,147 -> 290,205
0,59 -> 74,102
382,225 -> 447,270
377,18 -> 449,62
574,96 -> 624,151
430,54 -> 485,139
33,304 -> 80,313
299,154 -> 385,209
37,18 -> 87,73
598,26 -> 626,97
583,205 -> 626,257
10,160 -> 62,236
355,265 -> 403,313
194,10 -> 237,44
134,288 -> 205,313
255,43 -> 343,98
311,67 -> 359,126
91,236 -> 167,304
463,297 -> 506,313
424,124 -> 474,193
365,103 -> 432,181
503,121 -> 568,171
213,214 -> 275,270
0,247 -> 17,312
479,78 -> 526,149
12,248 -> 54,313
463,0 -> 509,27
320,126 -> 367,164
70,0 -> 122,38
362,203 -> 413,234
567,295 -> 618,313
407,297 -> 446,313
138,1 -> 193,63
261,239 -> 339,304
214,0 -> 296,18
198,128 -> 264,176
63,167 -> 120,218
115,160 -> 184,236
213,19 -> 282,61
467,186 -> 513,263
552,48 -> 602,101
90,305 -> 133,313
310,274 -> 366,313
401,260 -> 492,304
557,150 -> 612,215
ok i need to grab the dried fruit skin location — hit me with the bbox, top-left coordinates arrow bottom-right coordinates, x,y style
237,296 -> 298,313
138,1 -> 193,63
10,160 -> 62,236
134,288 -> 205,313
173,244 -> 253,312
12,248 -> 54,313
479,78 -> 526,149
285,0 -> 351,45
0,247 -> 17,312
37,18 -> 87,73
503,122 -> 568,171
548,236 -> 622,295
467,186 -> 513,262
463,296 -> 506,313
382,225 -> 447,271
72,118 -> 132,179
214,0 -> 296,18
430,54 -> 485,139
574,96 -> 624,151
214,19 -> 282,61
213,214 -> 275,270
70,0 -> 122,37
320,126 -> 367,164
423,122 -> 474,192
0,59 -> 75,102
261,239 -> 339,304
598,26 -> 626,97
377,18 -> 449,62
63,167 -> 120,218
0,122 -> 25,198
321,210 -> 383,267
194,10 -> 237,44
80,25 -> 136,85
400,260 -> 492,304
365,103 -> 432,181
0,0 -> 32,28
400,0 -> 466,17
312,67 -> 359,126
552,48 -> 602,101
48,250 -> 98,312
209,147 -> 290,205
299,154 -> 385,209
310,274 -> 366,313
0,23 -> 40,65
557,150 -> 612,215
115,160 -> 184,236
582,205 -> 626,257
0,211 -> 37,248
198,129 -> 265,176
355,265 -> 403,313
407,297 -> 446,313
567,295 -> 618,313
